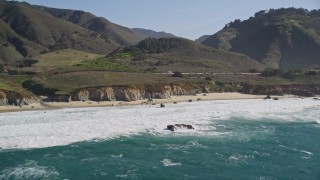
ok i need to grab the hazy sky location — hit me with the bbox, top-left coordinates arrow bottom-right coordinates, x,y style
17,0 -> 319,39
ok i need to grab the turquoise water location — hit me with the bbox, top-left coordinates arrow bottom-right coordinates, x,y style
0,99 -> 320,179
1,118 -> 320,179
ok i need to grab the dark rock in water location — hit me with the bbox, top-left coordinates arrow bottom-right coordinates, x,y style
197,98 -> 202,101
273,98 -> 279,100
264,95 -> 271,100
183,124 -> 194,129
203,94 -> 207,96
167,125 -> 176,131
313,98 -> 319,100
160,103 -> 165,108
188,99 -> 193,102
167,124 -> 194,131
173,101 -> 177,104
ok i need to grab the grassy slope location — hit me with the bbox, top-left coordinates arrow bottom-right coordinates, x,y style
27,72 -> 188,93
0,76 -> 34,96
33,49 -> 104,67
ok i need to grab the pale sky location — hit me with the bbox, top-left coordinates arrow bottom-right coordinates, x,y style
17,0 -> 320,40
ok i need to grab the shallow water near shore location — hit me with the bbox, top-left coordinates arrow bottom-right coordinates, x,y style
0,98 -> 320,179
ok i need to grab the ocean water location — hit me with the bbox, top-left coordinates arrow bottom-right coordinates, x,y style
0,98 -> 320,179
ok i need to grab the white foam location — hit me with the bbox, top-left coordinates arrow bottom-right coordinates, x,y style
161,159 -> 181,167
228,153 -> 254,165
111,154 -> 123,158
0,160 -> 59,179
0,98 -> 319,149
300,150 -> 313,155
166,140 -> 207,151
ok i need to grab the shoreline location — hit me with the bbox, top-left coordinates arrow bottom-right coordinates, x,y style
0,92 -> 298,113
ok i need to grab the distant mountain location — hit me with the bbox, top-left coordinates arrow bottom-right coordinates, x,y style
202,8 -> 320,70
195,35 -> 210,43
36,6 -> 143,46
117,38 -> 265,72
132,28 -> 176,39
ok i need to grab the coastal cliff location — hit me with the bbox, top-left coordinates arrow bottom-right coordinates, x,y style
46,83 -> 210,102
2,82 -> 319,106
0,90 -> 39,106
60,83 -> 319,102
241,84 -> 320,97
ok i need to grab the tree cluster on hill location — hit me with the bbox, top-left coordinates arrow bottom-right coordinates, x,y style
224,19 -> 241,29
137,38 -> 182,53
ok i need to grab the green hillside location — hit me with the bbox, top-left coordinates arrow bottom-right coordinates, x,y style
74,38 -> 265,73
202,8 -> 320,70
33,49 -> 103,67
0,0 -> 135,64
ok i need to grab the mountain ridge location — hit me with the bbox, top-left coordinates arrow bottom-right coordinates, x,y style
35,5 -> 143,46
195,35 -> 210,43
132,28 -> 177,39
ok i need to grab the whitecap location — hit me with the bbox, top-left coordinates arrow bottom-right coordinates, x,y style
166,140 -> 207,151
258,176 -> 277,180
116,174 -> 128,178
161,159 -> 181,167
111,154 -> 123,158
228,153 -> 254,165
300,150 -> 313,156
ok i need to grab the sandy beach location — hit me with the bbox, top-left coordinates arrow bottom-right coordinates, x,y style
0,92 -> 296,113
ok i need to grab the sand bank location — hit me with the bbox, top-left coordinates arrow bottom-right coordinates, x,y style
0,93 -> 296,113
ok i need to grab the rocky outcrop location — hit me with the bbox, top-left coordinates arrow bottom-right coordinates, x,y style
0,90 -> 39,106
167,124 -> 195,131
241,84 -> 320,97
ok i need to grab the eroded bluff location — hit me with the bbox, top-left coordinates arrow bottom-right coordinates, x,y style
47,84 -> 211,102
0,90 -> 39,106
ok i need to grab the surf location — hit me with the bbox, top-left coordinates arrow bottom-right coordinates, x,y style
0,98 -> 319,150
